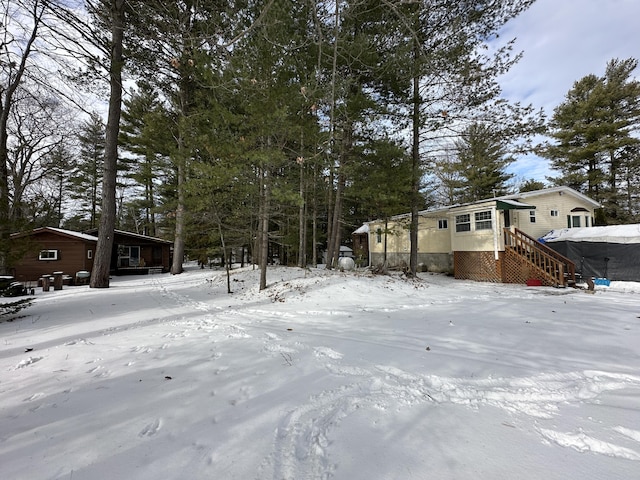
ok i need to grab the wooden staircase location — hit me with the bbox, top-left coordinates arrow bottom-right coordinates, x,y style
503,228 -> 576,287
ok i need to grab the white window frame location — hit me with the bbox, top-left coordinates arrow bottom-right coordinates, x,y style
438,219 -> 448,230
529,210 -> 536,223
550,209 -> 558,217
375,228 -> 382,244
39,250 -> 58,261
475,210 -> 492,230
87,249 -> 93,259
571,215 -> 581,227
455,214 -> 471,232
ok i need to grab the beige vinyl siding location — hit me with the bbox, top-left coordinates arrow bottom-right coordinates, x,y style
451,202 -> 498,252
369,214 -> 452,256
511,192 -> 595,239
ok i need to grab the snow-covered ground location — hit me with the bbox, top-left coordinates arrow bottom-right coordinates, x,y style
1,263 -> 639,479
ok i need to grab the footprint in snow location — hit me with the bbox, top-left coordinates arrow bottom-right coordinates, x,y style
139,418 -> 162,437
86,365 -> 111,378
15,357 -> 44,369
313,346 -> 343,360
23,392 -> 45,402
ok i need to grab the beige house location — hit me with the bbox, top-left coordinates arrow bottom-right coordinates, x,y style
365,187 -> 600,285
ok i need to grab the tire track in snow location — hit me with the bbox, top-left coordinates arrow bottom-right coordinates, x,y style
259,353 -> 640,477
537,427 -> 640,461
260,383 -> 366,480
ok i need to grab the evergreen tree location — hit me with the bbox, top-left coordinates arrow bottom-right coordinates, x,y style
119,81 -> 173,236
389,0 -> 541,275
543,58 -> 640,223
519,178 -> 546,192
69,113 -> 105,229
45,144 -> 74,227
453,123 -> 514,202
123,0 -> 242,274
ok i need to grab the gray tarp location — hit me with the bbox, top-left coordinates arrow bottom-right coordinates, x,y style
548,241 -> 640,282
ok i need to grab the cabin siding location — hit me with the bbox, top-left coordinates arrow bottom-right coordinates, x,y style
11,232 -> 95,283
11,228 -> 173,282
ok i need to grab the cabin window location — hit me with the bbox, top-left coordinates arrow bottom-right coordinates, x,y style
585,216 -> 590,227
118,245 -> 140,267
529,210 -> 536,223
550,210 -> 558,217
438,219 -> 448,230
455,214 -> 471,232
474,210 -> 492,230
376,228 -> 382,243
39,250 -> 58,261
87,249 -> 93,259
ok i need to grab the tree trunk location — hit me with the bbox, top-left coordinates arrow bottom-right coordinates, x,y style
324,0 -> 339,269
217,221 -> 231,293
171,153 -> 185,274
408,37 -> 421,277
327,168 -> 344,268
297,155 -> 306,268
259,167 -> 270,290
325,161 -> 334,266
383,219 -> 388,266
312,162 -> 318,267
170,78 -> 191,275
90,0 -> 125,288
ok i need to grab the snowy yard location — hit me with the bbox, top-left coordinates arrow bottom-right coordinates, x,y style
1,263 -> 639,479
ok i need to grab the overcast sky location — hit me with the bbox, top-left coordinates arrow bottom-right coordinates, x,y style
498,0 -> 640,184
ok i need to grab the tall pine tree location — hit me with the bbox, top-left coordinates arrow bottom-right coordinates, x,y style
453,123 -> 514,202
68,113 -> 105,229
543,58 -> 640,223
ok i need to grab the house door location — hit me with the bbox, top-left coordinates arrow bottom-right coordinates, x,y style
504,210 -> 511,228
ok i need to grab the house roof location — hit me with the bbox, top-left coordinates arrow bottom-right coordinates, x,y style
11,227 -> 99,242
448,186 -> 599,211
84,228 -> 173,245
499,186 -> 601,208
113,229 -> 173,245
365,186 -> 599,225
353,224 -> 370,234
12,227 -> 173,245
495,199 -> 536,210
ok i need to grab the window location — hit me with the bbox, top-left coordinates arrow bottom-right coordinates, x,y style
376,228 -> 382,244
571,215 -> 581,227
529,210 -> 536,223
438,219 -> 448,230
87,249 -> 93,259
550,210 -> 558,217
475,210 -> 492,230
39,250 -> 58,261
118,245 -> 140,267
585,216 -> 590,227
455,214 -> 471,232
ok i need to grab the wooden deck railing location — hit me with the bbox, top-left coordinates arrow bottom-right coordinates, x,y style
503,228 -> 576,287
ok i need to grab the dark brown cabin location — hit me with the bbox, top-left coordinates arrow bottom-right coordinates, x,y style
10,227 -> 173,283
10,227 -> 97,283
84,229 -> 172,275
